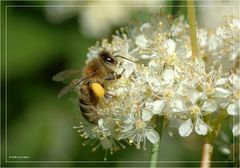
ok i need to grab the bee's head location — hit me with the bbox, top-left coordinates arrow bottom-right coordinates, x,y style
99,50 -> 117,69
99,49 -> 136,71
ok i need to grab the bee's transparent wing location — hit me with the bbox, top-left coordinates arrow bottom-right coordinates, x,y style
56,72 -> 96,98
52,69 -> 82,82
57,83 -> 75,98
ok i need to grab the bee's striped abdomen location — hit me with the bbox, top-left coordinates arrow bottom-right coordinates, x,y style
79,85 -> 99,124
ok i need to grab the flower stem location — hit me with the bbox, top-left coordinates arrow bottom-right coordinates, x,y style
150,142 -> 160,168
201,142 -> 213,168
149,116 -> 164,168
201,111 -> 228,168
187,0 -> 198,60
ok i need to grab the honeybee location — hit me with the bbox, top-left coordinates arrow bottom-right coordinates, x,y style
53,50 -> 133,124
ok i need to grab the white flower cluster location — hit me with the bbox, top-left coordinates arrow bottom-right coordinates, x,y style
74,16 -> 240,152
199,17 -> 240,72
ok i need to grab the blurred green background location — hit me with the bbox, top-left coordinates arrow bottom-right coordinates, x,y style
1,0 -> 239,167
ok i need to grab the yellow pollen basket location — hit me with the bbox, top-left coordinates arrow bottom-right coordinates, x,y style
91,82 -> 105,98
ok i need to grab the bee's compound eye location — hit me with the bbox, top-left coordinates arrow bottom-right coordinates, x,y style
106,57 -> 112,62
100,51 -> 116,64
91,82 -> 105,98
103,56 -> 115,64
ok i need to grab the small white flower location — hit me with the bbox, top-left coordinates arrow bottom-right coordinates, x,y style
120,113 -> 159,149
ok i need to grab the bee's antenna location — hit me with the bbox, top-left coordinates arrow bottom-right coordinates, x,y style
115,55 -> 136,63
112,50 -> 121,55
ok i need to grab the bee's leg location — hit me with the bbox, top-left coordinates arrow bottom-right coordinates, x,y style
104,69 -> 125,81
104,74 -> 121,81
104,70 -> 125,99
104,92 -> 116,99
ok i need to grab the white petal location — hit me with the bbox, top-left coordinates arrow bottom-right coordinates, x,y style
231,19 -> 240,29
147,76 -> 160,85
115,88 -> 125,95
199,92 -> 208,100
146,129 -> 160,144
101,138 -> 112,150
230,52 -> 238,60
178,119 -> 193,137
215,78 -> 228,86
147,76 -> 161,92
195,118 -> 208,136
121,61 -> 136,77
148,60 -> 158,70
164,39 -> 176,54
187,89 -> 200,104
219,146 -> 231,155
140,54 -> 151,59
162,68 -> 174,83
98,118 -> 105,129
86,49 -> 99,62
98,119 -> 109,131
124,114 -> 135,124
215,87 -> 232,98
185,50 -> 192,58
171,98 -> 185,112
219,101 -> 229,109
229,74 -> 240,88
233,122 -> 240,136
153,100 -> 165,114
208,35 -> 223,51
227,103 -> 238,115
142,110 -> 153,121
135,34 -> 148,48
140,23 -> 151,32
142,102 -> 153,121
202,100 -> 218,113
198,29 -> 208,47
216,27 -> 227,38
